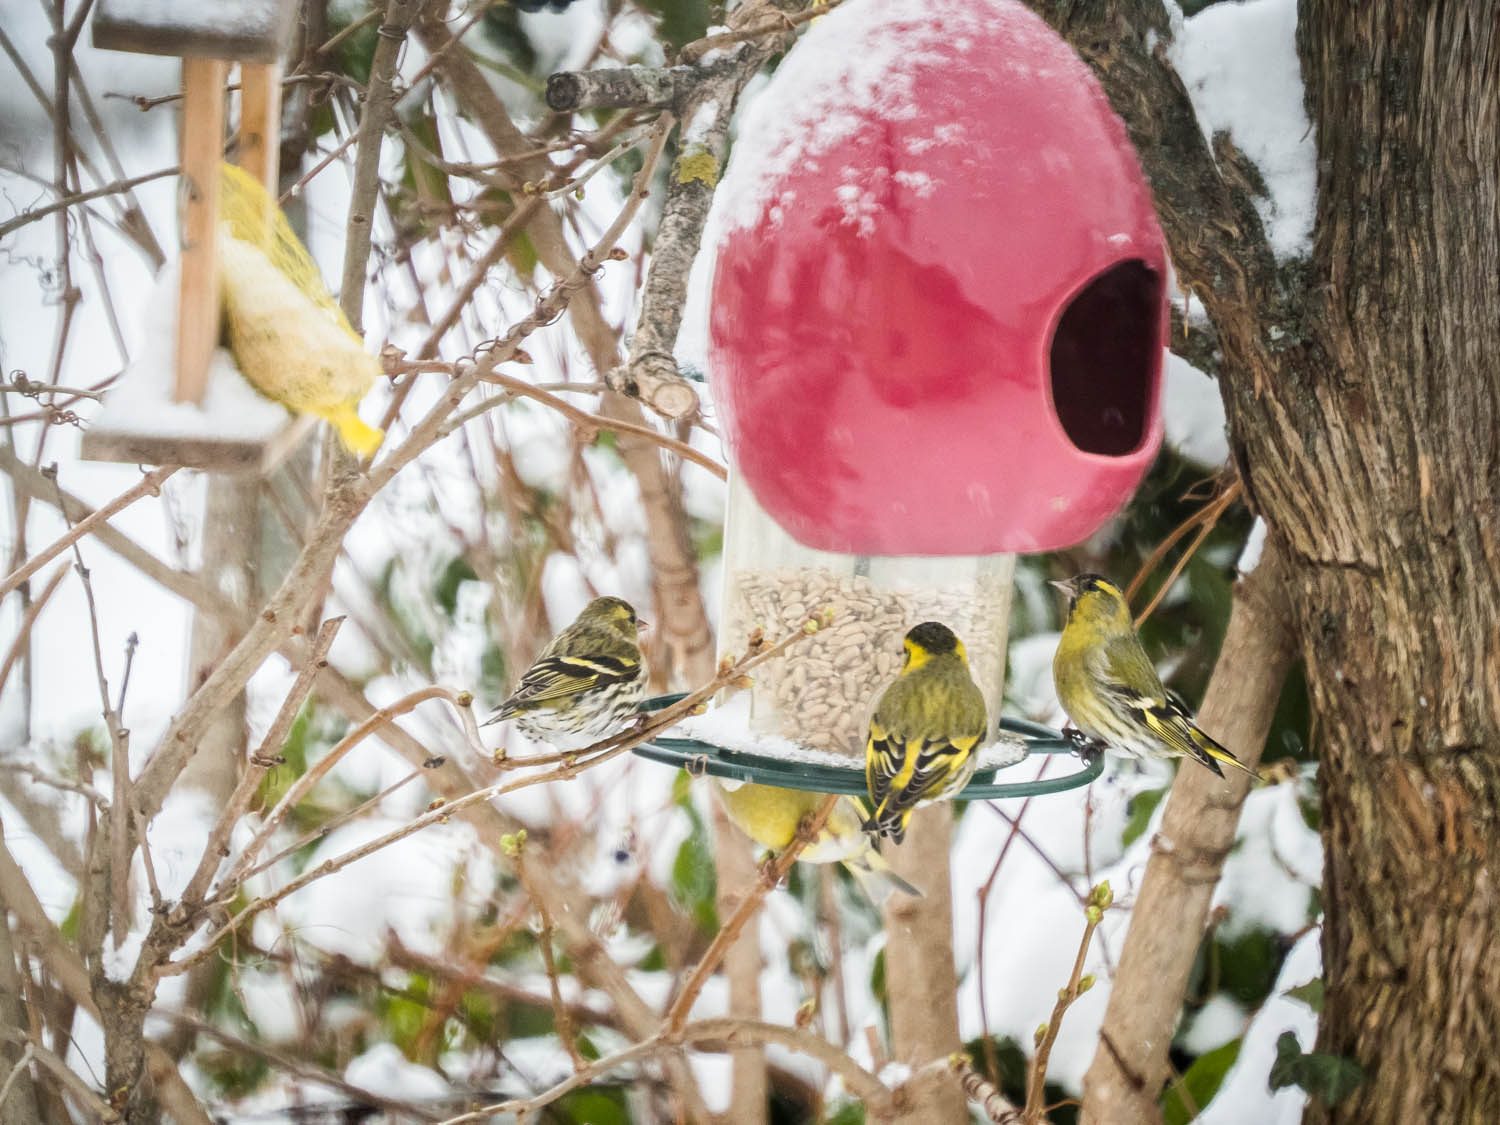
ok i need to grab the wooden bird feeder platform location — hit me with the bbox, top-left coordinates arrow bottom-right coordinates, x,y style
81,0 -> 312,474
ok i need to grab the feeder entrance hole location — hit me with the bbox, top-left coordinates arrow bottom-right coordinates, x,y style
1049,259 -> 1161,457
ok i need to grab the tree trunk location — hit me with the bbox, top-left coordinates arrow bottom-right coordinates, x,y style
1025,1 -> 1500,1119
713,802 -> 770,1125
1282,5 -> 1500,1119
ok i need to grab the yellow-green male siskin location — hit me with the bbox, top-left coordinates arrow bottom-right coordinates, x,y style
483,596 -> 646,751
1050,574 -> 1254,778
863,621 -> 988,844
714,782 -> 921,904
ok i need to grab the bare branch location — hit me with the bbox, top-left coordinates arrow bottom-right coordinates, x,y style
219,682 -> 468,893
545,66 -> 697,112
149,1009 -> 447,1122
665,794 -> 838,1033
160,619 -> 807,981
0,1032 -> 115,1123
0,464 -> 176,601
436,1017 -> 894,1124
339,0 -> 421,332
0,562 -> 68,699
165,618 -> 344,928
1025,884 -> 1111,1122
678,0 -> 846,64
0,166 -> 175,242
0,447 -> 229,618
0,831 -> 93,1010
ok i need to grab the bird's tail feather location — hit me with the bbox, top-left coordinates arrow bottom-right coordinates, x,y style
1190,726 -> 1258,778
844,849 -> 922,906
481,701 -> 519,728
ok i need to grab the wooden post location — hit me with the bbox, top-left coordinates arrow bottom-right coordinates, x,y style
884,807 -> 969,1121
180,57 -> 290,800
237,62 -> 282,194
174,56 -> 227,406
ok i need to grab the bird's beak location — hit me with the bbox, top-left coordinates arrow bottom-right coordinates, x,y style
1048,579 -> 1073,596
636,618 -> 652,636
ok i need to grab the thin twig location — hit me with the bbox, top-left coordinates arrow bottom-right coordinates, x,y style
243,766 -> 426,888
131,806 -> 163,916
664,793 -> 838,1033
46,464 -> 132,946
8,760 -> 110,810
0,166 -> 176,241
542,128 -> 650,199
339,0 -> 420,332
149,1009 -> 448,1122
395,358 -> 728,480
0,1042 -> 34,1114
985,804 -> 1088,905
0,465 -> 177,601
1132,480 -> 1243,626
0,1031 -> 118,1123
520,867 -> 586,1071
436,1016 -> 893,1124
219,683 -> 473,893
0,561 -> 68,699
165,619 -> 345,926
679,0 -> 844,63
160,618 -> 807,980
1125,477 -> 1242,616
0,378 -> 105,401
1023,883 -> 1112,1123
977,763 -> 1048,1078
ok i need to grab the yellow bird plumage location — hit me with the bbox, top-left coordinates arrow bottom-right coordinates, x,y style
216,163 -> 383,457
483,596 -> 646,750
714,782 -> 921,905
1050,574 -> 1254,778
862,621 -> 988,844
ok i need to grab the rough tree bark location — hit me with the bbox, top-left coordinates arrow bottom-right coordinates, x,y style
1288,7 -> 1500,1119
1028,1 -> 1500,1121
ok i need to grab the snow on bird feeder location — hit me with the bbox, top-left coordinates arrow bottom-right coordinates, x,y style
82,0 -> 379,473
641,0 -> 1165,798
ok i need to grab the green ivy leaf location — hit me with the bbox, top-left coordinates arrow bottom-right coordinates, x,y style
1269,1031 -> 1364,1106
432,555 -> 478,617
1121,786 -> 1168,846
1162,1038 -> 1241,1124
670,801 -> 718,932
1283,978 -> 1325,1013
556,1086 -> 629,1124
634,0 -> 712,51
823,1101 -> 867,1125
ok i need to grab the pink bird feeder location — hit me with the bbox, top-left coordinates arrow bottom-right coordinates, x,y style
689,0 -> 1167,774
710,0 -> 1166,557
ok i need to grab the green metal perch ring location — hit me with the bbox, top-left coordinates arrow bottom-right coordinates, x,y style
632,694 -> 1103,799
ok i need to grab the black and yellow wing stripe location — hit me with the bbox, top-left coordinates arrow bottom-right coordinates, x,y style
864,721 -> 982,843
497,652 -> 639,716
